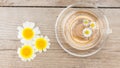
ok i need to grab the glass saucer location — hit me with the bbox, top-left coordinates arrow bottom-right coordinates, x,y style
55,2 -> 112,57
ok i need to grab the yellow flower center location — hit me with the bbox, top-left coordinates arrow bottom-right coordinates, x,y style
85,30 -> 90,35
35,38 -> 47,51
83,20 -> 89,24
90,23 -> 95,28
22,28 -> 34,40
20,45 -> 33,59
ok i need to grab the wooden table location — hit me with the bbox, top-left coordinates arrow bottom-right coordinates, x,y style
0,0 -> 120,68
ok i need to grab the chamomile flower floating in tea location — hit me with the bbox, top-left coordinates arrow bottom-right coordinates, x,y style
83,19 -> 89,26
34,36 -> 50,52
17,22 -> 40,44
82,28 -> 92,38
90,22 -> 96,29
17,45 -> 36,62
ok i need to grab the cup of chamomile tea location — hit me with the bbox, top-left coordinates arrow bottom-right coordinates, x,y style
55,2 -> 112,57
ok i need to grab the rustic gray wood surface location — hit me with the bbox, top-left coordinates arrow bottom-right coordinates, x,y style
0,0 -> 120,7
0,0 -> 120,68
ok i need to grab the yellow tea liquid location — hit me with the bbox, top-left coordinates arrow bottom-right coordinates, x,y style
63,10 -> 101,50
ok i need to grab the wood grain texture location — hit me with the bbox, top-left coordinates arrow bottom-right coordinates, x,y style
0,8 -> 119,68
0,0 -> 119,7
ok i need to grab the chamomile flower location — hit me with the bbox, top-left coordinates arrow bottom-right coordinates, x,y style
17,21 -> 40,44
83,19 -> 89,26
34,36 -> 50,52
82,28 -> 92,37
17,45 -> 36,62
90,22 -> 96,29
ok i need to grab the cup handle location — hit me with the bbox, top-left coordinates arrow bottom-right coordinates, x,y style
104,15 -> 112,34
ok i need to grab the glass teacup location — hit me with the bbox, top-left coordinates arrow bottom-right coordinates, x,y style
55,2 -> 112,57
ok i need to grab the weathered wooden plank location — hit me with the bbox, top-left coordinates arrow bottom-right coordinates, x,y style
0,8 -> 120,68
0,0 -> 119,7
0,50 -> 120,68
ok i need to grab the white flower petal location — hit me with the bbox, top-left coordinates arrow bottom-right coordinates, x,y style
17,34 -> 21,39
40,35 -> 44,38
28,59 -> 31,62
28,22 -> 35,28
18,31 -> 22,35
35,49 -> 39,53
34,35 -> 39,40
43,49 -> 47,52
17,32 -> 22,39
47,44 -> 50,49
17,26 -> 23,31
45,37 -> 50,42
34,27 -> 40,34
33,54 -> 36,59
20,39 -> 25,44
23,22 -> 29,28
23,59 -> 27,62
17,48 -> 20,54
23,21 -> 35,28
46,38 -> 50,42
20,39 -> 33,45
